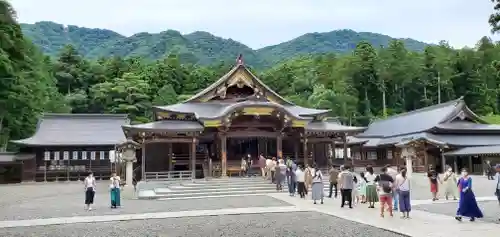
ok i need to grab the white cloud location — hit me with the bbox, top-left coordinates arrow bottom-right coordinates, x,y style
9,0 -> 500,49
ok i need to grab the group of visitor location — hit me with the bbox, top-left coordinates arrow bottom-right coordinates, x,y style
282,162 -> 500,222
82,171 -> 122,211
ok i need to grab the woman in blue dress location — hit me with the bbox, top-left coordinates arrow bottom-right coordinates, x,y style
455,168 -> 483,222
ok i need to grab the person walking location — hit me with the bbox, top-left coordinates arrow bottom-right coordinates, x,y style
265,156 -> 273,180
443,166 -> 458,200
386,165 -> 399,211
296,165 -> 306,198
338,165 -> 355,208
259,154 -> 266,178
455,168 -> 483,222
240,157 -> 247,177
328,165 -> 339,198
305,164 -> 313,193
495,164 -> 500,221
485,160 -> 495,180
109,172 -> 121,209
84,172 -> 96,211
358,172 -> 367,203
287,160 -> 297,196
395,168 -> 411,219
311,164 -> 324,204
427,166 -> 441,201
375,167 -> 394,218
270,157 -> 277,183
275,159 -> 287,191
365,166 -> 378,208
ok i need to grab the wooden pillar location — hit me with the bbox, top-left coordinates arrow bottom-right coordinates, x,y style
468,156 -> 473,173
220,133 -> 227,177
360,145 -> 365,160
440,148 -> 446,173
303,136 -> 308,165
277,133 -> 283,158
294,139 -> 299,159
423,143 -> 429,172
453,156 -> 458,172
141,140 -> 146,181
167,143 -> 173,171
190,137 -> 196,179
342,134 -> 348,165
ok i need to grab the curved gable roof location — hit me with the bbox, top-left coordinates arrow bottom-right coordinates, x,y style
184,63 -> 295,106
154,101 -> 329,120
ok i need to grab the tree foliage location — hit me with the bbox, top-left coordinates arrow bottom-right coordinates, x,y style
20,21 -> 428,68
2,1 -> 500,151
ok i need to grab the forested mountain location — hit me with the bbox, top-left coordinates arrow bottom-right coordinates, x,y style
2,0 -> 500,152
21,21 -> 428,68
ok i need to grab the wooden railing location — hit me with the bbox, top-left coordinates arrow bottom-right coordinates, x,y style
144,171 -> 193,181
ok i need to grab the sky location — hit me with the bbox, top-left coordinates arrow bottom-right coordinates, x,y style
10,0 -> 500,49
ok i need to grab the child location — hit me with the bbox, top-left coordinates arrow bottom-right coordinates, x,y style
352,175 -> 359,205
358,172 -> 367,204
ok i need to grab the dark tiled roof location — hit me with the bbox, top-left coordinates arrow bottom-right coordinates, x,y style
444,145 -> 500,156
185,64 -> 295,105
11,114 -> 128,146
123,120 -> 204,133
357,98 -> 463,138
305,120 -> 365,133
155,101 -> 329,119
435,121 -> 500,131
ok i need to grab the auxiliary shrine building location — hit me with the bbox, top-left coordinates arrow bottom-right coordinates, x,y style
4,60 -> 500,183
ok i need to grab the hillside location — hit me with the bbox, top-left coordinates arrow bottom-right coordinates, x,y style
21,21 -> 429,68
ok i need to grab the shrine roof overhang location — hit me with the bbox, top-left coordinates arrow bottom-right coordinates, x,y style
153,101 -> 329,120
122,120 -> 204,135
359,132 -> 500,148
443,145 -> 500,157
0,152 -> 34,162
305,120 -> 366,135
432,121 -> 500,133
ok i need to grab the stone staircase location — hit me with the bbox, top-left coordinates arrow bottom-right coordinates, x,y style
136,177 -> 334,200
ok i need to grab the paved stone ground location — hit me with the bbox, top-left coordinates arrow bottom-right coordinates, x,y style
0,212 -> 407,237
0,191 -> 289,221
414,200 -> 500,224
0,175 -> 497,237
383,174 -> 496,200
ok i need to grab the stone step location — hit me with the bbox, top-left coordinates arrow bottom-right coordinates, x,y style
152,187 -> 333,199
166,182 -> 331,190
154,185 -> 333,194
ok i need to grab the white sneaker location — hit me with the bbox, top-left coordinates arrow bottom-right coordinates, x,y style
88,207 -> 92,211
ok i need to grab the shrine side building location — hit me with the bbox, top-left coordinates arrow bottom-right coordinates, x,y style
351,97 -> 500,173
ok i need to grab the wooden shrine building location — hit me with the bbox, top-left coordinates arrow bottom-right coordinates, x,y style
351,97 -> 500,173
122,59 -> 365,178
10,114 -> 128,182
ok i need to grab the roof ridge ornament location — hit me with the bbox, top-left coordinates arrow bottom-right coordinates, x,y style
236,54 -> 243,65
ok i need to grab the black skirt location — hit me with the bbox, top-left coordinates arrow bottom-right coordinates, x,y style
85,187 -> 95,204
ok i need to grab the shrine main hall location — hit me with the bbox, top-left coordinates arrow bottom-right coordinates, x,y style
121,60 -> 365,178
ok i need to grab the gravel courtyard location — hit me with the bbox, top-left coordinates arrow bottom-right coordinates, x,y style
0,212 -> 408,237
